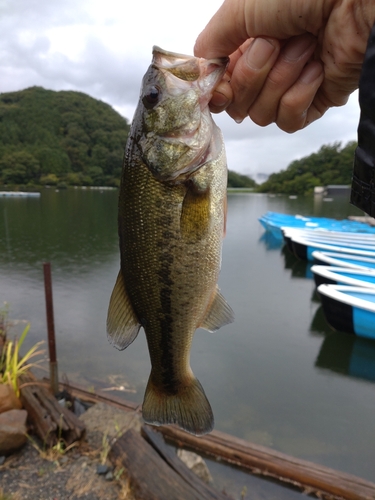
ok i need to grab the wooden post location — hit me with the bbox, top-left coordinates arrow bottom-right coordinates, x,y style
43,262 -> 59,395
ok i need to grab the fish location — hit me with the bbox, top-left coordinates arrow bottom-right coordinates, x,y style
106,46 -> 234,436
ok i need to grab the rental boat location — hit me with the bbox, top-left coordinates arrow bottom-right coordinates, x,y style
312,251 -> 375,270
311,265 -> 375,288
259,212 -> 375,240
283,229 -> 375,254
318,284 -> 375,340
291,236 -> 375,261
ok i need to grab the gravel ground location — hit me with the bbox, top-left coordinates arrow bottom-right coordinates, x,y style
0,403 -> 141,500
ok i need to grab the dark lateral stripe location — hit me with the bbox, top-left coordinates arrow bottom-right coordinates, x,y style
158,251 -> 180,395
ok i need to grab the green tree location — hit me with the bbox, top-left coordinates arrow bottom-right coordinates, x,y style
257,141 -> 357,194
227,170 -> 256,188
0,86 -> 130,186
0,151 -> 40,184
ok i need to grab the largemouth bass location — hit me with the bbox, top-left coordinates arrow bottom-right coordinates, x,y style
107,46 -> 234,436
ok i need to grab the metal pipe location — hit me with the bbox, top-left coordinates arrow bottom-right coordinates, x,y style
43,262 -> 59,395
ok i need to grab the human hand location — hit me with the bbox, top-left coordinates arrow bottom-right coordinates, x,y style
194,0 -> 375,132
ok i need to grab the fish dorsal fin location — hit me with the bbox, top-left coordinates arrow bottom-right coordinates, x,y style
180,182 -> 211,242
107,270 -> 141,350
200,286 -> 234,332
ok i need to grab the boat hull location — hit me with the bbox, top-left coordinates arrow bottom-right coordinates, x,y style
318,285 -> 375,340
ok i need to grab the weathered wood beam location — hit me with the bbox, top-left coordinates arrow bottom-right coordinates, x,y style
109,428 -> 219,500
20,374 -> 85,446
158,425 -> 375,500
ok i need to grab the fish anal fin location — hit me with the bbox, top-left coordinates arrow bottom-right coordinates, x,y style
200,286 -> 234,332
180,182 -> 210,242
142,374 -> 214,436
106,270 -> 141,350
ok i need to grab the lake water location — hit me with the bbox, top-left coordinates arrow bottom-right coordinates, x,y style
1,188 -> 375,487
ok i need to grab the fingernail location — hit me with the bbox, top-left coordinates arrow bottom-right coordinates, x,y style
300,61 -> 323,84
246,38 -> 276,70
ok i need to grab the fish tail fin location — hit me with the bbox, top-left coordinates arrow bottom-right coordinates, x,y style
142,375 -> 214,436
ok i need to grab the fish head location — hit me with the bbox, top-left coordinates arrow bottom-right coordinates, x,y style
137,46 -> 228,182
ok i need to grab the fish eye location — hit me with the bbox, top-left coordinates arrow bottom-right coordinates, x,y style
143,85 -> 161,108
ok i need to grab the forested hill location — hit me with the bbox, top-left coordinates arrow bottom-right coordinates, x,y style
0,86 -> 130,187
257,141 -> 357,195
0,86 -> 256,189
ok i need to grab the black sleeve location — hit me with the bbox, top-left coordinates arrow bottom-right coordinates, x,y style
350,23 -> 375,216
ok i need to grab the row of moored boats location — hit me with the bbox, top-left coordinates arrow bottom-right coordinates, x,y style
259,212 -> 375,340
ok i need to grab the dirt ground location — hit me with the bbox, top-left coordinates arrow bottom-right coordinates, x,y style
0,402 -> 141,500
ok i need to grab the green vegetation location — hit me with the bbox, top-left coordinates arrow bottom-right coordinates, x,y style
257,141 -> 356,195
0,86 -> 257,189
0,87 -> 130,187
227,170 -> 256,188
0,303 -> 45,397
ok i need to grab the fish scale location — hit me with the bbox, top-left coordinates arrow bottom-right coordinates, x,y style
107,47 -> 234,435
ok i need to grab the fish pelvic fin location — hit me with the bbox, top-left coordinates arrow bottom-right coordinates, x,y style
142,375 -> 214,436
106,270 -> 141,350
200,285 -> 234,332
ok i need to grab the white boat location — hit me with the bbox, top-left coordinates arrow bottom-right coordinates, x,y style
0,191 -> 41,197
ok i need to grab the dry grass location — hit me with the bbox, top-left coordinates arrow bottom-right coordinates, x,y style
0,488 -> 22,500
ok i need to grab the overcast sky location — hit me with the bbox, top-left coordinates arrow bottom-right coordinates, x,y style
1,0 -> 360,180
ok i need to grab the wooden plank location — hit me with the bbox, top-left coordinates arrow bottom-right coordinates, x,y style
59,380 -> 375,500
158,425 -> 375,500
20,383 -> 57,446
109,429 -> 207,500
141,425 -> 230,500
20,374 -> 85,446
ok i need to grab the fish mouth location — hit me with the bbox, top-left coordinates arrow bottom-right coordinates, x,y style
152,46 -> 229,98
152,46 -> 229,74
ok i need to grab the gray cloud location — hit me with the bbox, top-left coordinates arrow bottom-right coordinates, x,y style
0,0 -> 361,178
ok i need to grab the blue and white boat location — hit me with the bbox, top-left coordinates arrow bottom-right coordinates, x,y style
318,284 -> 375,340
312,251 -> 375,270
283,227 -> 375,244
311,265 -> 375,288
291,236 -> 375,261
284,229 -> 375,254
259,211 -> 375,240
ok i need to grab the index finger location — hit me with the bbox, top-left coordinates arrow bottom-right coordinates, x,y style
194,1 -> 249,58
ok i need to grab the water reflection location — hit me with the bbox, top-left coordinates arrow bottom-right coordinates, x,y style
310,306 -> 375,383
2,190 -> 375,482
258,231 -> 284,250
0,189 -> 119,272
318,332 -> 375,382
280,245 -> 313,278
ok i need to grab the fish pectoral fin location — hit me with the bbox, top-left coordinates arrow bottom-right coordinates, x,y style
106,270 -> 141,350
200,286 -> 234,332
180,182 -> 210,242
